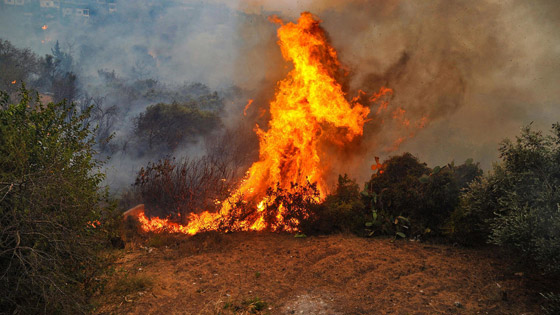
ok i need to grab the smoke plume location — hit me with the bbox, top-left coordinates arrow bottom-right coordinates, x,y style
1,0 -> 559,190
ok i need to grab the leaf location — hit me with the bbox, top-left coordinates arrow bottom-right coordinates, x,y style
372,211 -> 378,221
294,233 -> 307,238
419,174 -> 430,183
465,158 -> 473,165
365,222 -> 373,227
432,166 -> 441,175
397,216 -> 409,223
396,232 -> 406,238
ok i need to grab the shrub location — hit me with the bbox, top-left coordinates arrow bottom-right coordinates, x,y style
135,155 -> 236,222
451,124 -> 560,272
489,124 -> 560,274
261,181 -> 321,233
0,87 -> 109,313
364,153 -> 482,238
300,175 -> 366,235
446,173 -> 502,245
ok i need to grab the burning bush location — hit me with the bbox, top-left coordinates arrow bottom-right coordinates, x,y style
0,87 -> 110,313
134,155 -> 236,223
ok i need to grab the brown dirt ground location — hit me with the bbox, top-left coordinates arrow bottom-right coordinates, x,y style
94,232 -> 548,315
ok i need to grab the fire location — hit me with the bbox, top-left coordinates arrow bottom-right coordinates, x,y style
11,80 -> 16,84
137,12 -> 388,234
243,99 -> 253,116
42,24 -> 48,30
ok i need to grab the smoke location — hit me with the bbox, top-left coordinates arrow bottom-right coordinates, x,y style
1,0 -> 559,190
241,0 -> 560,185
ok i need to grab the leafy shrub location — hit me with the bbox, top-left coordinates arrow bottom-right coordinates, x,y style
0,87 -> 109,313
489,124 -> 560,274
300,175 -> 366,235
450,123 -> 560,273
364,153 -> 482,238
446,173 -> 502,245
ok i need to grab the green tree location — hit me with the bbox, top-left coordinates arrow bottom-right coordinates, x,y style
134,102 -> 221,153
452,123 -> 560,273
490,124 -> 560,274
365,153 -> 482,237
0,86 -> 108,313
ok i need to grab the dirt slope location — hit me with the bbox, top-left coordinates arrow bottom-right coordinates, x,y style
95,232 -> 544,314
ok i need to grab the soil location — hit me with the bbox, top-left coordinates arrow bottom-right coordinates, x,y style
95,232 -> 548,314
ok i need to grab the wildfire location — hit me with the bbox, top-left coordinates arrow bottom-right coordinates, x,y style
137,12 -> 390,234
243,99 -> 253,116
11,80 -> 16,84
42,24 -> 48,30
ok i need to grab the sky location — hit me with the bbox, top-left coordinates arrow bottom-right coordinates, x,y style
1,0 -> 559,187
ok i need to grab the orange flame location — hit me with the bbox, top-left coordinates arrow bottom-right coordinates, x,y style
42,24 -> 48,30
243,99 -> 253,116
11,80 -> 16,84
138,13 -> 389,235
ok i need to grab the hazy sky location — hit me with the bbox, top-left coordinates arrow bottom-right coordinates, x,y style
1,0 -> 559,186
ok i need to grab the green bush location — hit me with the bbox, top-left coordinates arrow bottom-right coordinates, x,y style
451,123 -> 560,273
489,124 -> 560,274
364,153 -> 482,238
300,175 -> 366,235
0,87 -> 109,313
446,173 -> 501,245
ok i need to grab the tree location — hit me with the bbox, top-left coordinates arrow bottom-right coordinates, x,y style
0,39 -> 40,95
489,124 -> 560,274
134,102 -> 221,154
0,86 -> 108,313
365,153 -> 482,237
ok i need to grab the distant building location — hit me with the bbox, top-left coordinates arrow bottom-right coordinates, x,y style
4,0 -> 26,6
40,0 -> 60,8
2,0 -> 116,19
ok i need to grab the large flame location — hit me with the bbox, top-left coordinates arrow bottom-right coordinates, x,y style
137,12 -> 385,234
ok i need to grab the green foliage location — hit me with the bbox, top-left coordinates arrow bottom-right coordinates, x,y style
134,102 -> 221,152
450,123 -> 560,273
0,86 -> 109,313
446,174 -> 501,245
299,175 -> 366,235
0,38 -> 78,103
489,124 -> 560,274
364,153 -> 482,238
0,39 -> 40,95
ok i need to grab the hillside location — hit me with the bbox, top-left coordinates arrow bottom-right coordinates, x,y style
95,233 -> 546,314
